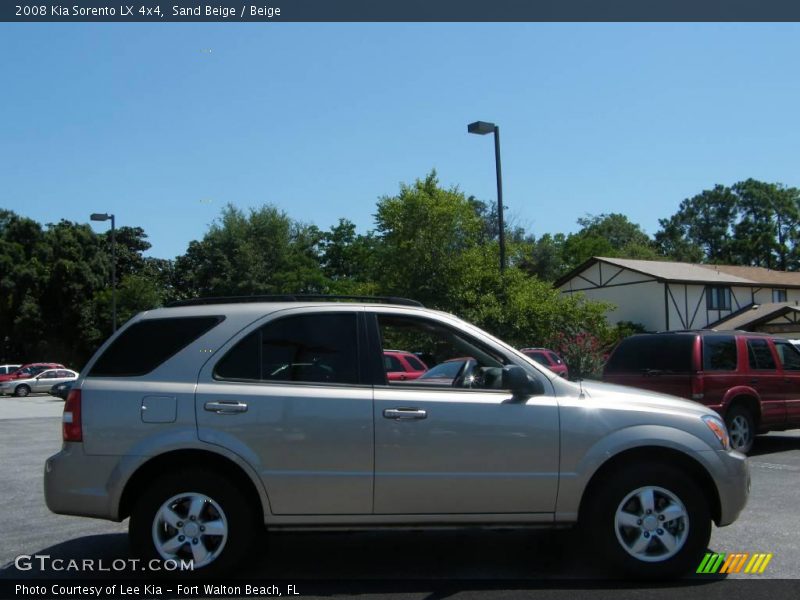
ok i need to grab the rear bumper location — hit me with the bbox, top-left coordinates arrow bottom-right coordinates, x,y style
44,443 -> 120,521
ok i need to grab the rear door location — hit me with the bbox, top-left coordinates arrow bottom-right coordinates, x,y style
384,353 -> 410,381
195,308 -> 374,515
744,337 -> 786,427
32,370 -> 59,392
773,339 -> 800,427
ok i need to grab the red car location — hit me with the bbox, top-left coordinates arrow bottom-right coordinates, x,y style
520,348 -> 569,379
0,362 -> 65,382
603,331 -> 800,453
383,350 -> 428,381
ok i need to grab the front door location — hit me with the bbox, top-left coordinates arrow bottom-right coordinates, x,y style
773,339 -> 800,427
369,310 -> 560,515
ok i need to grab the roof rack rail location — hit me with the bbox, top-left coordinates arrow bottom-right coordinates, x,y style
167,294 -> 424,308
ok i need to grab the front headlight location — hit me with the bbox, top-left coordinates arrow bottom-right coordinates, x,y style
703,415 -> 730,450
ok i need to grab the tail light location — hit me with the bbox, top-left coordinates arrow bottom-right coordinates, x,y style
63,389 -> 82,442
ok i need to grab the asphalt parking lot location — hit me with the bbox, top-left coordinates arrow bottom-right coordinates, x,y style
1,394 -> 799,598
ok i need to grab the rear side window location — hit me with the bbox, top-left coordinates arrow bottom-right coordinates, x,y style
406,355 -> 426,371
702,336 -> 737,371
527,353 -> 549,367
88,316 -> 222,377
215,313 -> 359,385
384,355 -> 404,372
604,335 -> 695,373
747,338 -> 777,370
774,341 -> 800,371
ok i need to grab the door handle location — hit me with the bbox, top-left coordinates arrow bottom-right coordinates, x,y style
383,408 -> 427,420
204,401 -> 248,414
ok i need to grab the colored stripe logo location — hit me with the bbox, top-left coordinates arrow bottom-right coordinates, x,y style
697,552 -> 773,574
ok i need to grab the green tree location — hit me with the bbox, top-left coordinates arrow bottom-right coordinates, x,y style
173,204 -> 327,298
373,172 -> 485,307
368,172 -> 613,359
730,179 -> 800,270
656,180 -> 800,269
521,233 -> 567,282
561,213 -> 658,269
319,219 -> 378,294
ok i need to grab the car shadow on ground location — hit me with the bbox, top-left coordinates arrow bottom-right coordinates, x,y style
749,433 -> 800,457
0,529 -> 728,592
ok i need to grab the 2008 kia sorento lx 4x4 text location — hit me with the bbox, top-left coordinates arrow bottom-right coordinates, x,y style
45,296 -> 749,578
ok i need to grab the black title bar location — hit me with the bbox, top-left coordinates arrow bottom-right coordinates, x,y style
4,0 -> 800,22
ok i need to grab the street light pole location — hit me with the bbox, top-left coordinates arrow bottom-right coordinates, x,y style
90,213 -> 117,332
468,120 -> 506,272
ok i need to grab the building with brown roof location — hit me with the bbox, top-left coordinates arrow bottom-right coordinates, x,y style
556,257 -> 800,333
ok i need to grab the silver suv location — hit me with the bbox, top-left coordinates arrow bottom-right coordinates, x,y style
44,296 -> 749,577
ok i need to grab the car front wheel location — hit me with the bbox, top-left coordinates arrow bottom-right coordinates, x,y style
129,469 -> 259,574
582,462 -> 711,578
14,384 -> 30,397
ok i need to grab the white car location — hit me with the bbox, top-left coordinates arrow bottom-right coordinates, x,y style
0,368 -> 78,397
0,364 -> 22,376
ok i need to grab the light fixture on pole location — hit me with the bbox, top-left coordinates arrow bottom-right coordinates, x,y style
90,212 -> 117,332
468,120 -> 505,272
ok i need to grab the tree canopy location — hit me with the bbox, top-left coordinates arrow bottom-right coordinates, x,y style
3,174 -> 798,371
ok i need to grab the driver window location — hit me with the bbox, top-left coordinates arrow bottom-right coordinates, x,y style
376,314 -> 507,390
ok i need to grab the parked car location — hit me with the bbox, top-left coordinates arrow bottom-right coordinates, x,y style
0,369 -> 78,397
520,348 -> 569,378
50,380 -> 74,401
383,350 -> 428,381
0,362 -> 65,382
408,357 -> 472,385
45,296 -> 748,578
0,364 -> 22,376
603,330 -> 800,453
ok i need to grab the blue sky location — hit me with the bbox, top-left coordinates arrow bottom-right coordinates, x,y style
2,23 -> 800,259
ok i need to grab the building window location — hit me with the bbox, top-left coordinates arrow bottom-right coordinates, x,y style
706,286 -> 732,311
773,289 -> 787,302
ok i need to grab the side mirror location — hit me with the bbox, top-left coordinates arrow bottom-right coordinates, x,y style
502,365 -> 545,400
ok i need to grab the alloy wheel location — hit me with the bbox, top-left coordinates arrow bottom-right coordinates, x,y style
151,492 -> 229,568
613,485 -> 690,563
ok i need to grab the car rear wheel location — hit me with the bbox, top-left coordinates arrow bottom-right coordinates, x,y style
582,462 -> 711,578
129,469 -> 259,574
725,405 -> 755,454
14,384 -> 30,397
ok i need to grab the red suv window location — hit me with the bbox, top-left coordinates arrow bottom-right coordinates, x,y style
746,338 -> 776,370
702,336 -> 737,371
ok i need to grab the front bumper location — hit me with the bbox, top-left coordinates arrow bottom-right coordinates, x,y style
44,443 -> 121,521
705,448 -> 750,526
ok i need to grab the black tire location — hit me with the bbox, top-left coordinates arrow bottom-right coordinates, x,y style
129,469 -> 259,575
14,385 -> 30,397
725,405 -> 755,454
581,462 -> 711,579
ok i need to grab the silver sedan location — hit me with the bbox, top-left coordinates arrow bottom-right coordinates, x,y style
0,369 -> 78,397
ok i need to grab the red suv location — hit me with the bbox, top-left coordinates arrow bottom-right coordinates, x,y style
0,362 -> 65,382
383,350 -> 428,381
520,348 -> 569,379
603,331 -> 800,453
